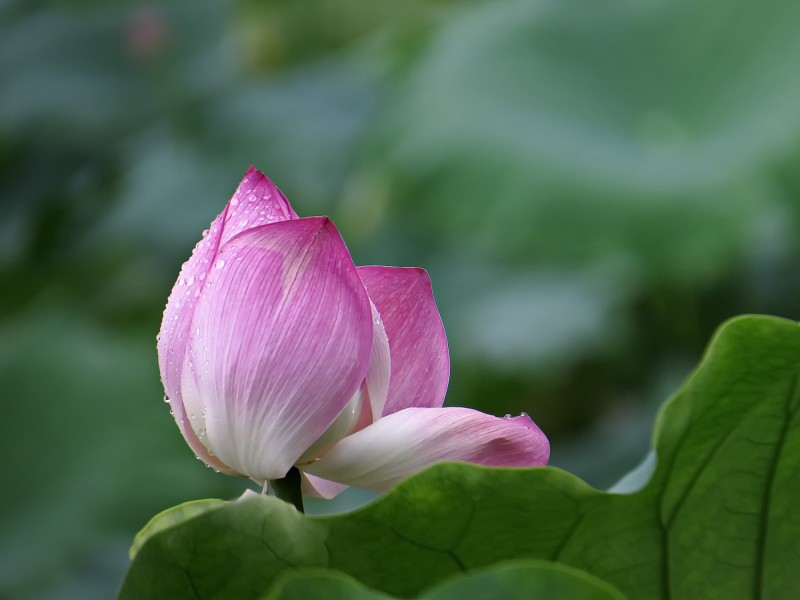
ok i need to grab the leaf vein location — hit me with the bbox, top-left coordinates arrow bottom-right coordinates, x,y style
753,371 -> 800,598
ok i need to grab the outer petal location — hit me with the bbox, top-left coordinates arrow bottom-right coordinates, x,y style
304,407 -> 549,492
157,166 -> 298,472
188,217 -> 373,481
358,266 -> 450,414
158,195 -> 231,471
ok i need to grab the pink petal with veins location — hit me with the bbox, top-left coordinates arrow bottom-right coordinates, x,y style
187,217 -> 373,481
158,167 -> 301,473
358,267 -> 449,414
305,408 -> 549,492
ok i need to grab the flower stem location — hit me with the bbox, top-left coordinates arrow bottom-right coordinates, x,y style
270,466 -> 304,513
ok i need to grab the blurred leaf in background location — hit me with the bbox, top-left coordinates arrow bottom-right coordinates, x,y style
1,0 -> 800,598
344,0 -> 800,474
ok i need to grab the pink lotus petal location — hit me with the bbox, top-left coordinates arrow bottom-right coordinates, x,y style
295,384 -> 365,465
300,473 -> 350,500
179,352 -> 238,474
219,166 -> 298,247
189,217 -> 373,481
358,267 -> 449,414
158,202 -> 229,468
158,167 -> 299,471
304,408 -> 549,491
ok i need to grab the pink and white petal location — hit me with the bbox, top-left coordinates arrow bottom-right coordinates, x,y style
179,356 -> 239,474
304,407 -> 549,492
158,166 -> 298,471
157,200 -> 229,455
300,473 -> 350,500
190,217 -> 373,482
358,267 -> 449,414
219,166 -> 299,248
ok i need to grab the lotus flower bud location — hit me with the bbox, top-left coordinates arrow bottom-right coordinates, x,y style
158,167 -> 549,496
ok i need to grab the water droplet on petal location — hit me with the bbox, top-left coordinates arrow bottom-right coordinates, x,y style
215,258 -> 225,269
503,414 -> 512,419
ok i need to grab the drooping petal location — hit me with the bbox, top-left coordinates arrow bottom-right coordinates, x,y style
304,407 -> 549,492
300,473 -> 350,500
358,267 -> 450,414
188,217 -> 373,482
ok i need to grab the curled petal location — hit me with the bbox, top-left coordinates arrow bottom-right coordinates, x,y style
361,301 -> 391,426
358,267 -> 450,414
304,408 -> 549,492
189,217 -> 373,481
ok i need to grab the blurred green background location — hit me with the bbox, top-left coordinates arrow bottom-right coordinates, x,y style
3,0 -> 800,597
